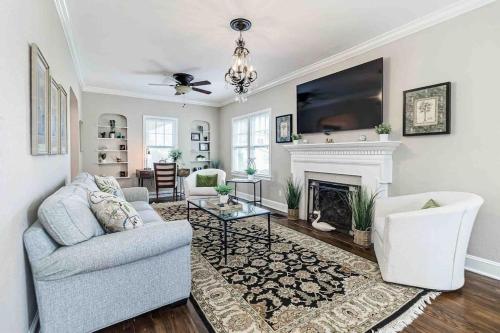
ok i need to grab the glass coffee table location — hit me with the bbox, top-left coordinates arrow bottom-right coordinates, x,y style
187,198 -> 271,264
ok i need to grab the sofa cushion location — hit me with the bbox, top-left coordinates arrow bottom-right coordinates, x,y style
190,187 -> 218,196
94,175 -> 125,199
38,185 -> 104,246
129,201 -> 163,223
72,172 -> 99,192
196,174 -> 218,187
89,192 -> 144,233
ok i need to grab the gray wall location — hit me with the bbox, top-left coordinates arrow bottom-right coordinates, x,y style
81,92 -> 220,188
0,0 -> 82,331
220,2 -> 500,263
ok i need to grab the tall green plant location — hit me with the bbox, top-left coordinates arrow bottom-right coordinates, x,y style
284,177 -> 302,209
348,187 -> 378,231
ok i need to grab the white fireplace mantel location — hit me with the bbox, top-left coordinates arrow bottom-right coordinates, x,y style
283,141 -> 401,219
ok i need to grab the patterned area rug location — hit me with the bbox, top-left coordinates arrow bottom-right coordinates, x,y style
153,202 -> 439,333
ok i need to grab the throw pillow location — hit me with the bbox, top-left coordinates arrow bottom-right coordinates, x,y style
422,199 -> 440,209
94,175 -> 125,199
196,174 -> 218,187
88,191 -> 143,233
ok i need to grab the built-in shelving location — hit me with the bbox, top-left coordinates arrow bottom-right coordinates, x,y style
190,120 -> 211,170
97,113 -> 129,179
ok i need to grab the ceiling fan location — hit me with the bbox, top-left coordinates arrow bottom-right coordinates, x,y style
149,73 -> 212,95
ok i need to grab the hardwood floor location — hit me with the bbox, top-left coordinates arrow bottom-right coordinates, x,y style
100,208 -> 500,333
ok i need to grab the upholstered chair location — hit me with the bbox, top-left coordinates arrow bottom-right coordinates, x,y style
373,192 -> 483,290
184,169 -> 226,200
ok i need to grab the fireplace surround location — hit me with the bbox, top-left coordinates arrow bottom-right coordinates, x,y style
283,141 -> 401,220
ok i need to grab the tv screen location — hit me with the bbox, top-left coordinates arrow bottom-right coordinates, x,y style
297,58 -> 383,133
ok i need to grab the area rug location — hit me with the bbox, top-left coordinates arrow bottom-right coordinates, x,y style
153,201 -> 439,333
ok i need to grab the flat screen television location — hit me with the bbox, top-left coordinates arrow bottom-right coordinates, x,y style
297,58 -> 383,133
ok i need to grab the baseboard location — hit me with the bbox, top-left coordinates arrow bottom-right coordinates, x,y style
465,255 -> 500,280
28,312 -> 39,333
235,192 -> 288,213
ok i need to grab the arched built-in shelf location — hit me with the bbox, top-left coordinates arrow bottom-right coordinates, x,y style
190,120 -> 211,169
97,113 -> 129,178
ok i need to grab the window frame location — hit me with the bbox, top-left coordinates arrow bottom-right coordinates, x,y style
231,108 -> 272,179
142,115 -> 178,168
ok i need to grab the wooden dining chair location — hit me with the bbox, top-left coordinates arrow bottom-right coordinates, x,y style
153,162 -> 177,201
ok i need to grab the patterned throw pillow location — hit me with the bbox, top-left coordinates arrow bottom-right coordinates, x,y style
422,199 -> 440,209
94,175 -> 125,199
196,174 -> 218,187
88,191 -> 143,233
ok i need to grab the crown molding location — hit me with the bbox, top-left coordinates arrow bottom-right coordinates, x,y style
53,0 -> 85,88
83,86 -> 221,107
220,0 -> 496,107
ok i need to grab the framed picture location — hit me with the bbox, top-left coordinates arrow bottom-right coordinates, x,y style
119,144 -> 126,150
403,82 -> 451,136
191,132 -> 201,141
59,85 -> 68,154
49,77 -> 60,154
276,114 -> 293,143
30,43 -> 50,155
199,142 -> 210,151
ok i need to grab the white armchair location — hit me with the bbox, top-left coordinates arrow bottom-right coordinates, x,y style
373,192 -> 483,290
184,169 -> 226,200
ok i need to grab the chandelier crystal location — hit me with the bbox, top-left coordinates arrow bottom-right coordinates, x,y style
225,18 -> 257,103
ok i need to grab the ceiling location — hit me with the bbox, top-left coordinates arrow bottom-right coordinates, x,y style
63,0 -> 469,106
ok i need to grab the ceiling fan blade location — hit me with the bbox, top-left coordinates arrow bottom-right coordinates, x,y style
190,80 -> 211,86
192,87 -> 212,94
148,83 -> 175,86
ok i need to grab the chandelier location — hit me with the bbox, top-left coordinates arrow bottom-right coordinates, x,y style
225,18 -> 257,103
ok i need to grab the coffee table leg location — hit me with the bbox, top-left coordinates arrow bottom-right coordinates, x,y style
253,182 -> 256,204
224,220 -> 228,264
187,201 -> 190,221
267,213 -> 271,250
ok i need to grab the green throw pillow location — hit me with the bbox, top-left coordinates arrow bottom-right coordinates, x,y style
196,174 -> 218,187
422,199 -> 440,209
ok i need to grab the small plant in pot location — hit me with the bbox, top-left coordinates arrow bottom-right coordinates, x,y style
348,187 -> 378,247
374,123 -> 391,141
215,184 -> 233,204
169,149 -> 183,164
245,167 -> 257,180
284,177 -> 302,220
291,133 -> 303,144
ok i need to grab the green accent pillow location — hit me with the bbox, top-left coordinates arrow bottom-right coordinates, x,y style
196,174 -> 218,187
94,175 -> 125,199
422,199 -> 440,209
88,191 -> 143,233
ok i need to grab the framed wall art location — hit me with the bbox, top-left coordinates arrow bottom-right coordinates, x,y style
59,85 -> 68,154
276,114 -> 292,143
30,43 -> 50,155
49,77 -> 60,154
199,142 -> 210,151
191,132 -> 201,141
403,82 -> 451,136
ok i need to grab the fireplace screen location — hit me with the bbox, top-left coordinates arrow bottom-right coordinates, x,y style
307,180 -> 358,233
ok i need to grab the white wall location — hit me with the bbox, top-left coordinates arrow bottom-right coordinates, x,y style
220,2 -> 500,263
0,0 -> 82,331
81,92 -> 220,188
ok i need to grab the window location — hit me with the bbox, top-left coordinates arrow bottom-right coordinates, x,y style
143,116 -> 178,168
232,110 -> 270,177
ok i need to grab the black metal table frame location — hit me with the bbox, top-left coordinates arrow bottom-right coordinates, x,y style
187,200 -> 271,264
226,179 -> 262,205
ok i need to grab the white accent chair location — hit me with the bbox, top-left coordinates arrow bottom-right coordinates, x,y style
373,192 -> 483,290
184,169 -> 226,200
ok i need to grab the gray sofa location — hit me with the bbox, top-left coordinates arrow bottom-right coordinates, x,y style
23,173 -> 192,333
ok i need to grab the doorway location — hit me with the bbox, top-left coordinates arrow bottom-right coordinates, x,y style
69,88 -> 80,179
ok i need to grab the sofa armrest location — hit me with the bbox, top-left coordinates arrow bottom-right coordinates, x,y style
32,220 -> 192,281
122,187 -> 149,202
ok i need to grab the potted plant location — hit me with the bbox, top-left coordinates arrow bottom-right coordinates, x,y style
291,133 -> 303,144
374,123 -> 391,141
284,177 -> 302,220
245,167 -> 256,180
169,149 -> 183,163
348,187 -> 378,247
215,184 -> 233,204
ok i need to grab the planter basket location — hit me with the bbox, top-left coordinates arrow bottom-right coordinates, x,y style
353,229 -> 371,247
288,208 -> 299,221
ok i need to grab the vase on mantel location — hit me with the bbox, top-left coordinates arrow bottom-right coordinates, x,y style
379,134 -> 389,142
